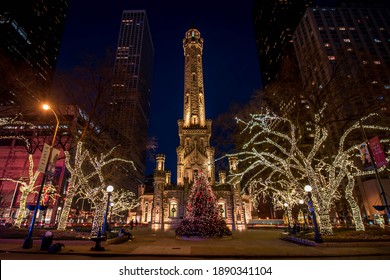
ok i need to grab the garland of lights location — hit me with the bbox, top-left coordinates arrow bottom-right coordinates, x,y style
109,189 -> 140,218
57,141 -> 137,235
220,107 -> 390,235
0,154 -> 40,228
57,142 -> 90,230
249,180 -> 305,227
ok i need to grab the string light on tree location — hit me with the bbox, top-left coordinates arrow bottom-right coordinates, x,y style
57,142 -> 136,231
220,107 -> 389,235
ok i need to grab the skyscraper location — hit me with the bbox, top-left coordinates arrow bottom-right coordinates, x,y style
293,6 -> 390,221
252,0 -> 313,87
293,7 -> 390,119
252,1 -> 389,88
0,0 -> 69,104
109,10 -> 154,187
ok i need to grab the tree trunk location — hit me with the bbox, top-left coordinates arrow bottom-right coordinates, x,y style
57,191 -> 75,231
91,200 -> 105,237
14,190 -> 29,228
345,175 -> 365,231
287,208 -> 294,227
318,212 -> 334,235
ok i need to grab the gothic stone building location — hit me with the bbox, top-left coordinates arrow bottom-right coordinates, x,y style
136,27 -> 253,231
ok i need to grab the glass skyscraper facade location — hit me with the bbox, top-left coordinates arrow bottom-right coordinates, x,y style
0,0 -> 69,104
109,10 -> 154,187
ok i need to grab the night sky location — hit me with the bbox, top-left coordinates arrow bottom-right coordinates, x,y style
56,0 -> 262,180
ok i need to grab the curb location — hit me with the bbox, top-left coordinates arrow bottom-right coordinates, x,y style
281,235 -> 390,247
2,249 -> 390,259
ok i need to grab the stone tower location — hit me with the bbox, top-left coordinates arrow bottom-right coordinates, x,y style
177,27 -> 215,185
151,154 -> 167,230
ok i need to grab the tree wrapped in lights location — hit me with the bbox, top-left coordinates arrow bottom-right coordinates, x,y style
0,154 -> 40,227
77,186 -> 139,237
109,189 -> 140,219
57,142 -> 90,230
336,114 -> 390,230
0,119 -> 40,228
225,109 -> 389,235
176,171 -> 231,238
226,109 -> 339,235
57,142 -> 136,235
0,152 -> 60,228
249,179 -> 305,227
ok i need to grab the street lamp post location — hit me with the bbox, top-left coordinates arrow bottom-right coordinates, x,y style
109,202 -> 114,224
91,185 -> 114,251
23,104 -> 59,249
102,185 -> 114,236
299,199 -> 308,230
304,185 -> 323,243
284,202 -> 291,233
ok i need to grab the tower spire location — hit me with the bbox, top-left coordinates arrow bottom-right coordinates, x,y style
177,27 -> 215,186
182,27 -> 205,128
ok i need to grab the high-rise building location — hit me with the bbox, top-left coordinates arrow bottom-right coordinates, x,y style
293,7 -> 390,119
109,10 -> 154,187
252,0 -> 313,87
293,6 -> 390,221
0,1 -> 69,104
252,1 -> 389,88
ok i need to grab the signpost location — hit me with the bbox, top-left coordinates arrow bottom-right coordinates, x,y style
22,144 -> 59,249
38,143 -> 59,174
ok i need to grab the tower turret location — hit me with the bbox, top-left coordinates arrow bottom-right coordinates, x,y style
182,28 -> 206,128
177,27 -> 215,185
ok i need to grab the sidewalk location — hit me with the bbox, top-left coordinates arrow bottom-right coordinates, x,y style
1,228 -> 390,259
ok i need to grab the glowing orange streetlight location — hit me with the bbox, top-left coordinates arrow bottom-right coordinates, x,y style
23,104 -> 60,249
42,104 -> 59,146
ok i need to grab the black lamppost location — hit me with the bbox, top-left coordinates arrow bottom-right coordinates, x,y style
304,185 -> 323,243
91,185 -> 114,251
284,202 -> 291,232
23,104 -> 59,249
102,185 -> 114,236
299,199 -> 308,230
109,202 -> 114,224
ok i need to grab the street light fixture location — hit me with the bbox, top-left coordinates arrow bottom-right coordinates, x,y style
304,185 -> 323,243
299,199 -> 308,231
102,185 -> 114,236
91,185 -> 114,251
42,104 -> 59,147
283,202 -> 291,232
23,104 -> 60,249
109,202 -> 114,224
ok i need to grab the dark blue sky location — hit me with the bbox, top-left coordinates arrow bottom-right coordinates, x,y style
56,0 -> 261,180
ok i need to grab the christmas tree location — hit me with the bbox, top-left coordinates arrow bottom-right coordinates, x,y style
176,171 -> 232,237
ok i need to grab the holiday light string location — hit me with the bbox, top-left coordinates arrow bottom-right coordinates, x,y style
219,106 -> 389,235
57,141 -> 136,236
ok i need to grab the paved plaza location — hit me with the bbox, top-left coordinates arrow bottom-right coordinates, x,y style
1,228 -> 390,259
